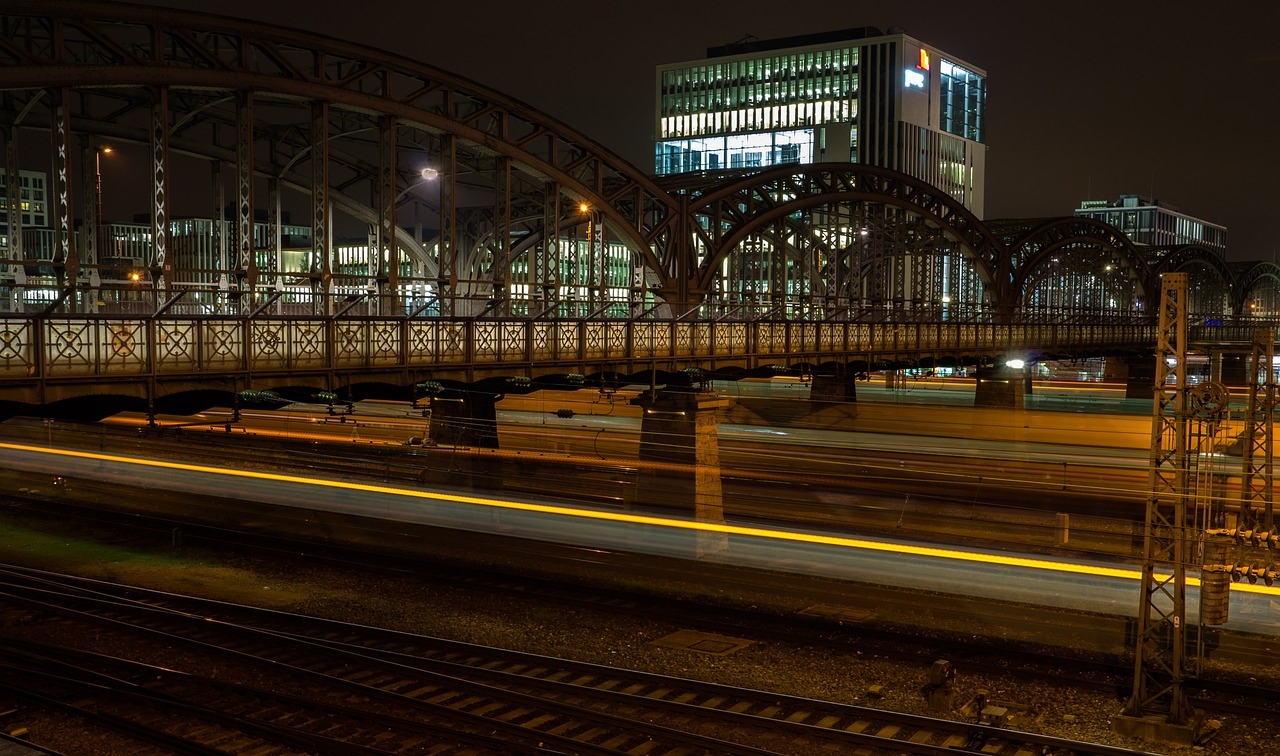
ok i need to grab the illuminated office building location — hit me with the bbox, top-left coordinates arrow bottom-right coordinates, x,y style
0,168 -> 48,252
1075,195 -> 1227,254
655,27 -> 987,215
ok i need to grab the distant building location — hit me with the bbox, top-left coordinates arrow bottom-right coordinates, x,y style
1074,195 -> 1227,254
0,167 -> 49,251
654,27 -> 988,215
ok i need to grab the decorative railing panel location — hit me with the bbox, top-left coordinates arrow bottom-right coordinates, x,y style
407,321 -> 438,363
369,321 -> 401,366
606,323 -> 628,360
439,323 -> 467,363
674,323 -> 694,358
556,322 -> 579,360
0,320 -> 32,377
0,314 -> 1203,394
155,320 -> 200,372
583,323 -> 606,360
202,320 -> 244,372
333,322 -> 368,368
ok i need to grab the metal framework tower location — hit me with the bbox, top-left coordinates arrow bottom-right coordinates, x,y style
1241,329 -> 1275,531
1116,272 -> 1203,743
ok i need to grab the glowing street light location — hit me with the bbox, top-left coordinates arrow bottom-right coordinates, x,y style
94,145 -> 113,265
394,167 -> 440,203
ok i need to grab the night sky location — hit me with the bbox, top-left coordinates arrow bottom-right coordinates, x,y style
126,0 -> 1280,261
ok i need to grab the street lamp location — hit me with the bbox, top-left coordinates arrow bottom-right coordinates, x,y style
395,167 -> 439,204
94,146 -> 113,291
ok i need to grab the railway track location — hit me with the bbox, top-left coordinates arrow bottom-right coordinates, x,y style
6,485 -> 1278,714
0,565 -> 1163,756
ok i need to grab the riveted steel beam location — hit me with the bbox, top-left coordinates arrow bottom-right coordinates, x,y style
235,90 -> 256,304
377,114 -> 398,313
50,87 -> 76,296
151,86 -> 170,292
310,100 -> 331,313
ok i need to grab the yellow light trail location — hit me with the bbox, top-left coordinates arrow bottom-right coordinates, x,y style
7,440 -> 1277,597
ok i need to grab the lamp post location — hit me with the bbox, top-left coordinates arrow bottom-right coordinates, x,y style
94,146 -> 112,307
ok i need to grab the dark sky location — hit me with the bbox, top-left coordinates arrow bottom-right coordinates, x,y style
128,0 -> 1280,261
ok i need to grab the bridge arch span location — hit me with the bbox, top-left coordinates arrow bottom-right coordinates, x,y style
1149,245 -> 1234,319
0,1 -> 683,316
993,218 -> 1150,319
680,164 -> 1007,318
1233,261 -> 1280,318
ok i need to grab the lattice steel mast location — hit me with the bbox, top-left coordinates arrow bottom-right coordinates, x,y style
1117,272 -> 1202,740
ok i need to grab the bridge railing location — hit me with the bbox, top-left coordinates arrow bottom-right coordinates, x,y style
0,315 -> 1162,381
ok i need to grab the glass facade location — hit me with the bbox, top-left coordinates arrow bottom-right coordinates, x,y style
940,59 -> 985,143
0,169 -> 48,252
656,46 -> 858,176
656,129 -> 816,175
654,31 -> 987,216
658,48 -> 858,138
1075,196 -> 1228,252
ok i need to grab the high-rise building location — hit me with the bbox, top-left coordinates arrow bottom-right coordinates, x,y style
0,168 -> 48,251
1074,195 -> 1227,254
654,27 -> 988,215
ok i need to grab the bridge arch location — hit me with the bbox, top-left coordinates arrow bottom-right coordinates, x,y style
1232,261 -> 1280,318
1148,245 -> 1234,319
993,218 -> 1150,319
0,1 -> 684,317
680,164 -> 1009,318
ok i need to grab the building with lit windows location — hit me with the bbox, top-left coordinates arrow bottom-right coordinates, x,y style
655,27 -> 988,215
1074,195 -> 1227,254
0,167 -> 48,252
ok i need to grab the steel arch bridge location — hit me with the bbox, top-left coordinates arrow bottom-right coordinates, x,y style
0,2 -> 1277,403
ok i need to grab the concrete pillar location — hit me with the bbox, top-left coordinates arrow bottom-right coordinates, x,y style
1102,356 -> 1131,384
974,365 -> 1025,408
810,371 -> 857,405
1219,353 -> 1247,389
1106,356 -> 1157,399
631,390 -> 730,556
427,392 -> 498,448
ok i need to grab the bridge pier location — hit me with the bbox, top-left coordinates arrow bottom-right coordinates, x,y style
1211,352 -> 1248,389
973,365 -> 1025,408
810,371 -> 858,405
428,392 -> 499,449
1104,356 -> 1158,399
631,390 -> 730,557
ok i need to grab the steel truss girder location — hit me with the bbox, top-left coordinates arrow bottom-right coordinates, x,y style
1235,262 -> 1280,317
0,2 -> 679,292
3,122 -> 21,264
377,114 -> 398,312
686,164 -> 1006,304
310,100 -> 331,312
3,3 -> 1273,325
150,86 -> 170,292
51,87 -> 76,290
1004,218 -> 1150,308
235,90 -> 255,298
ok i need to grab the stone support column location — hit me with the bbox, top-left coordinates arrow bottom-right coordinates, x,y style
974,364 -> 1025,409
1106,356 -> 1159,400
810,371 -> 858,405
631,390 -> 730,557
428,392 -> 498,449
1218,353 -> 1247,389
